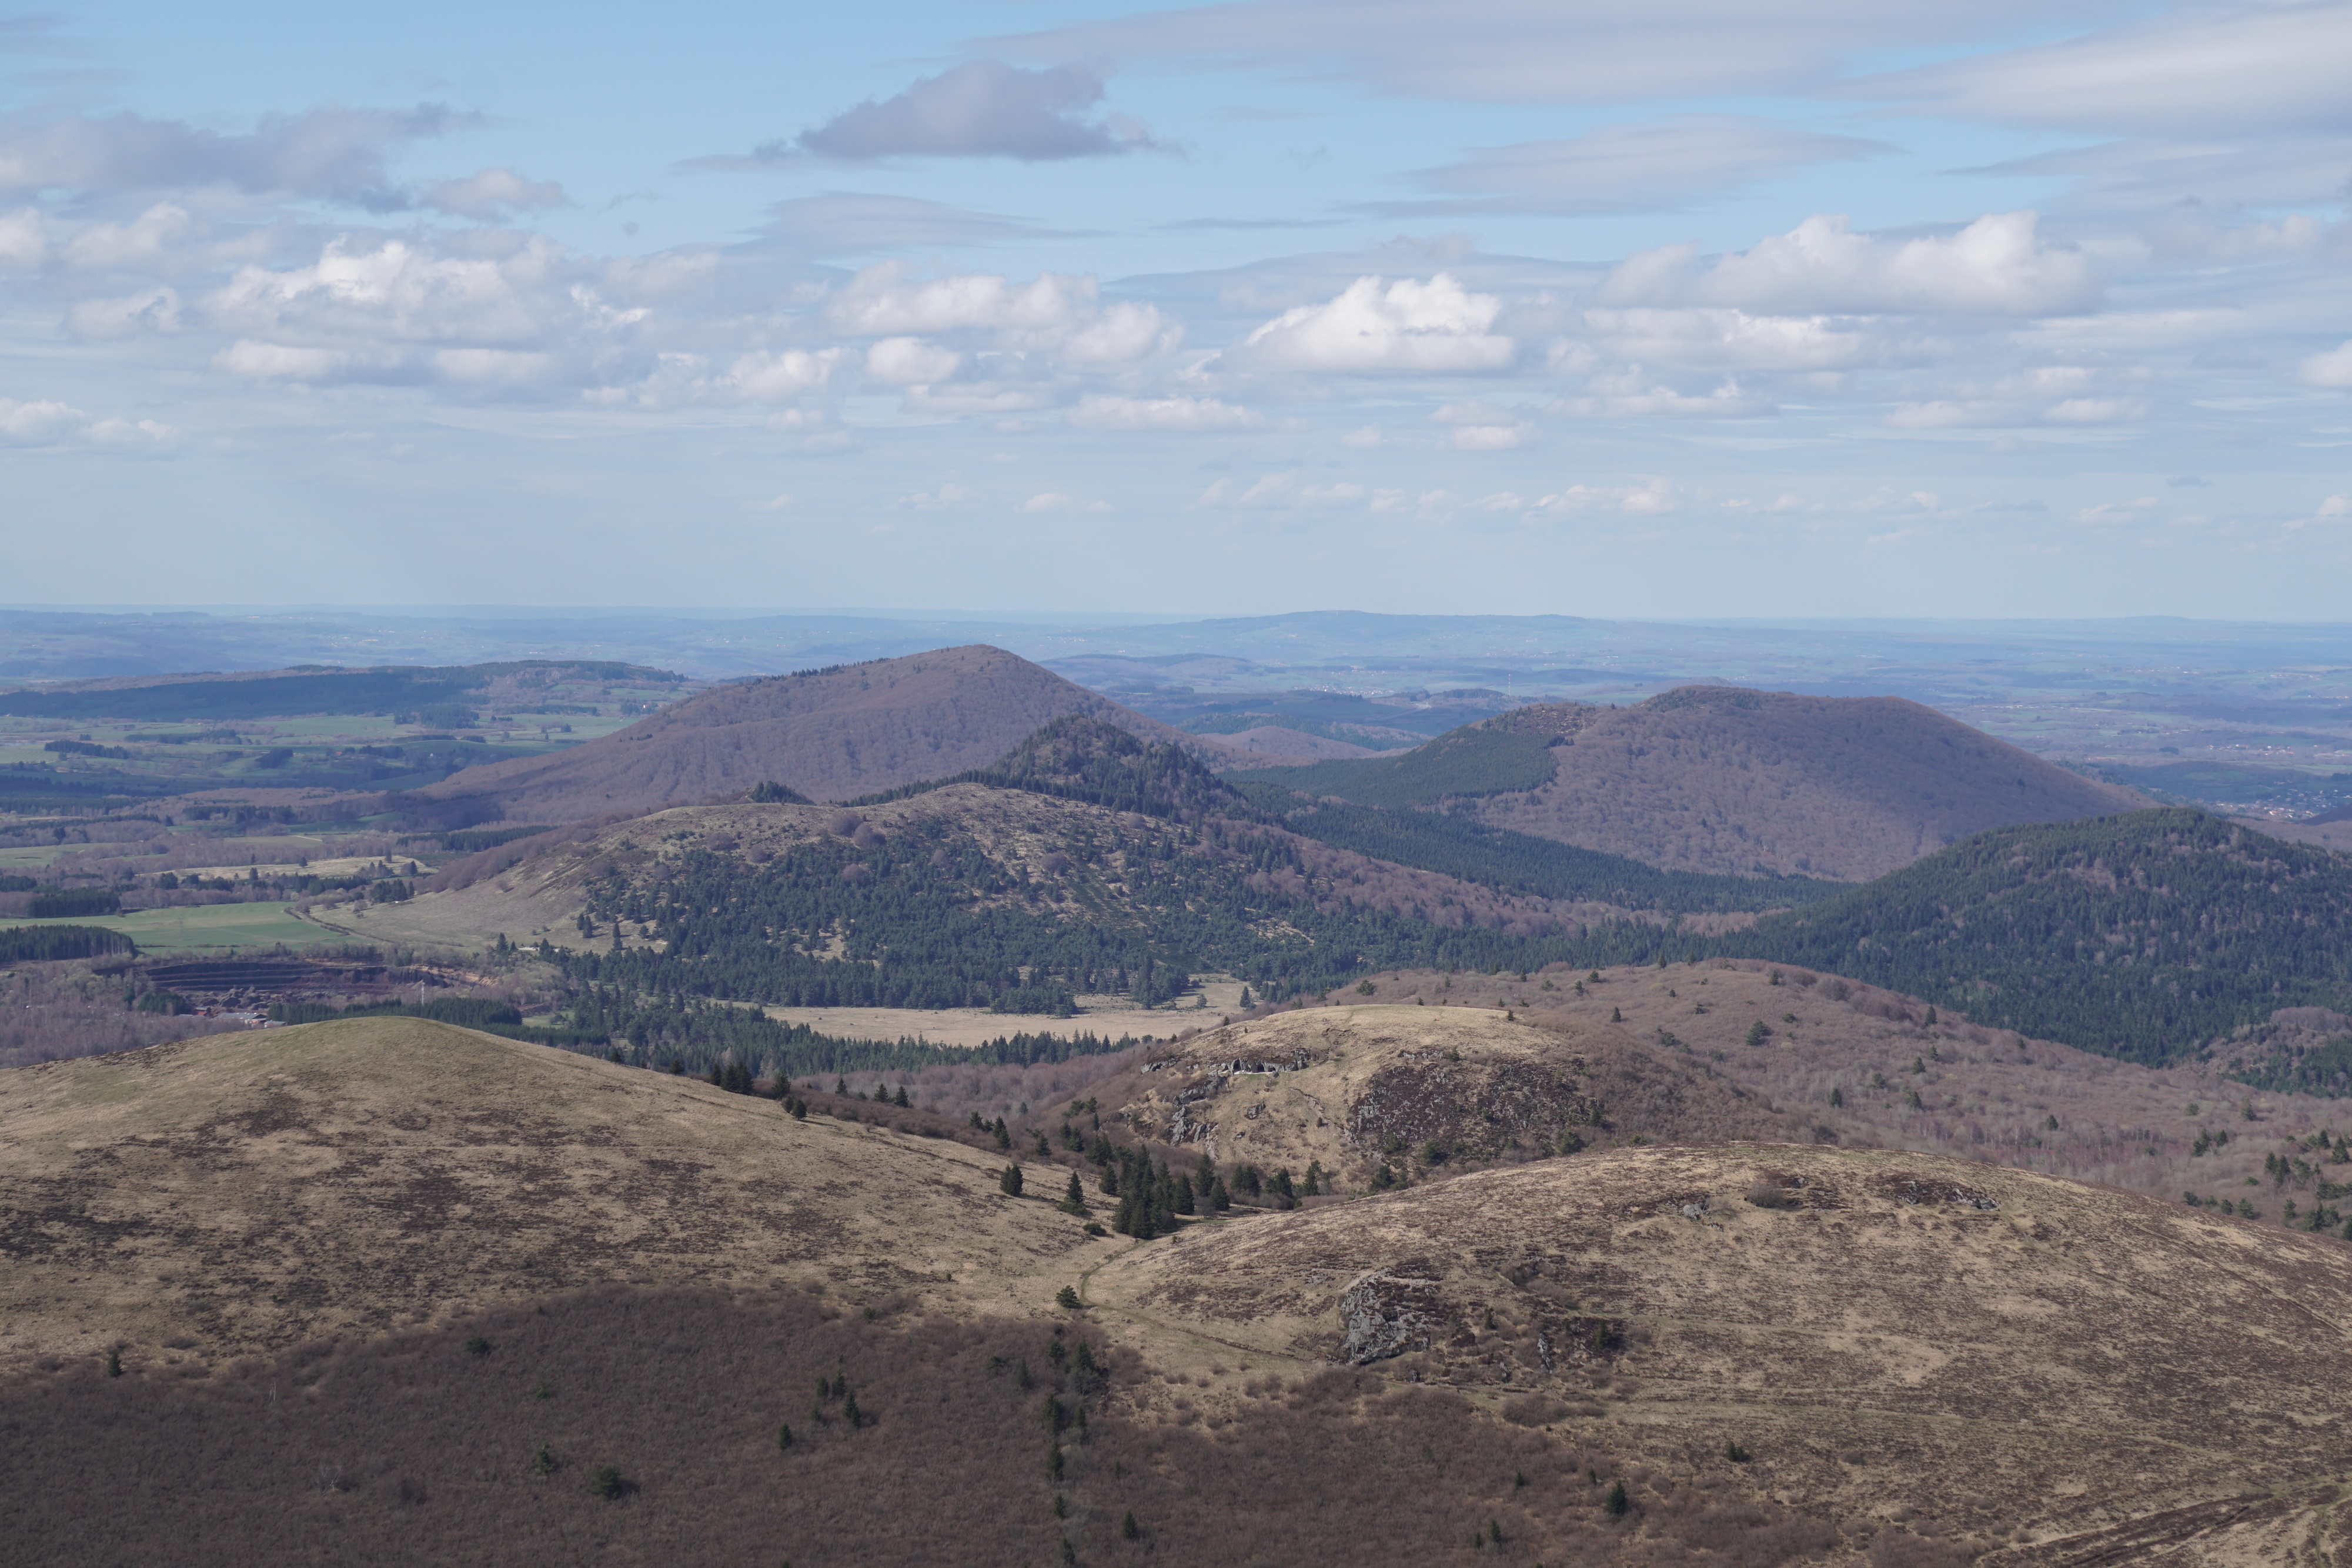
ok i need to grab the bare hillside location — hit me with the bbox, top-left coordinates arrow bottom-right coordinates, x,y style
1090,1141 -> 2352,1561
1472,686 -> 2144,879
0,1016 -> 1107,1368
419,644 -> 1299,821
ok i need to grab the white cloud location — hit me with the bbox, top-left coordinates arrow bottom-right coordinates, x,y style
1341,424 -> 1383,448
1024,491 -> 1108,511
1551,370 -> 1773,419
2304,341 -> 2352,389
865,336 -> 964,385
1068,393 -> 1257,430
1059,301 -> 1184,363
826,261 -> 1175,363
764,61 -> 1160,162
1582,307 -> 1883,371
425,168 -> 567,220
1434,399 -> 1529,449
0,205 -> 48,268
1228,273 -> 1515,373
1385,116 -> 1886,215
1602,212 -> 2102,316
61,202 -> 198,269
903,383 -> 1058,415
1199,470 -> 1405,509
1530,477 -> 1676,513
0,396 -> 173,447
213,339 -> 365,380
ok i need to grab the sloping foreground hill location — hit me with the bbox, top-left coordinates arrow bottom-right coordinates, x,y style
0,1016 -> 1105,1366
1092,1006 -> 1780,1186
1720,808 -> 2352,1063
1088,1141 -> 2352,1563
416,644 -> 1305,822
1239,685 -> 2144,881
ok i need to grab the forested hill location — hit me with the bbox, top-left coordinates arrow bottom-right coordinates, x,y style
1720,810 -> 2352,1064
850,714 -> 1247,820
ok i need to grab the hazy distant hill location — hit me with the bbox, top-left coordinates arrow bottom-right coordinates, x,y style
1239,685 -> 2145,881
0,658 -> 675,722
419,645 -> 1274,821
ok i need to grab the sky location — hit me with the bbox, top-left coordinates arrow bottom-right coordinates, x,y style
1,0 -> 2349,618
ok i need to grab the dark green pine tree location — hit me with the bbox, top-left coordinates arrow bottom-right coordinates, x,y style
1061,1171 -> 1089,1215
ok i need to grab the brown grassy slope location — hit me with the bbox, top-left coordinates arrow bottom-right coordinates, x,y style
1088,1142 -> 2352,1562
1090,1007 -> 1779,1188
339,784 -> 1629,955
416,645 -> 1319,822
1,1286 -> 1885,1568
0,1016 -> 1108,1369
1471,687 -> 2145,880
1328,961 -> 2352,1225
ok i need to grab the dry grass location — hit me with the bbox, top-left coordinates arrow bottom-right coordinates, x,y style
1328,960 -> 2352,1227
1087,1142 -> 2352,1562
0,1017 -> 1112,1369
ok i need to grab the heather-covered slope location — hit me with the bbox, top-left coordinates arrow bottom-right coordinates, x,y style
0,1016 -> 1105,1366
1241,685 -> 2146,881
420,645 -> 1213,820
1088,1141 -> 2352,1562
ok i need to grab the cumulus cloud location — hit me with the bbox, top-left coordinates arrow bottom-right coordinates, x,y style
738,61 -> 1160,163
1227,273 -> 1515,373
425,168 -> 567,220
0,105 -> 477,208
1551,369 -> 1773,419
68,286 -> 183,339
2304,341 -> 2352,388
0,396 -> 173,447
0,205 -> 48,268
1601,212 -> 2102,316
865,337 -> 964,385
1529,477 -> 1676,513
1068,393 -> 1257,430
1434,399 -> 1529,449
1381,116 -> 1886,216
1024,491 -> 1108,511
827,261 -> 1178,364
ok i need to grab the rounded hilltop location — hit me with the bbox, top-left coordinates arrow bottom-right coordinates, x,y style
1094,1003 -> 1778,1189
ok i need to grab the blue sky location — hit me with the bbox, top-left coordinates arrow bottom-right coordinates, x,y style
2,0 -> 2349,617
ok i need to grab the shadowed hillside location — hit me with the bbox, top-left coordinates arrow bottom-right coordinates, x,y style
1238,686 -> 2146,881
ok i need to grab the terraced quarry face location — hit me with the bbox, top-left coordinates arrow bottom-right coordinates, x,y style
1100,1006 -> 1777,1184
1085,1142 -> 2352,1559
0,1017 -> 1107,1368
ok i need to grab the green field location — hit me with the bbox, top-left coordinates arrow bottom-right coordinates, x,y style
0,901 -> 349,954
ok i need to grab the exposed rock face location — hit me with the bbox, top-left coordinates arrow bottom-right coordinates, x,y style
1336,1266 -> 1441,1364
1098,1005 -> 1776,1187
